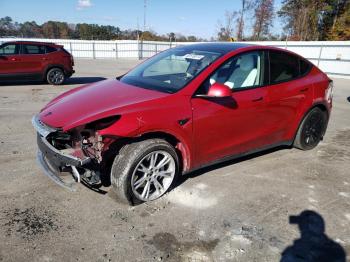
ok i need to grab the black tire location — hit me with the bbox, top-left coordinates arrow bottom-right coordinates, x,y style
111,139 -> 179,205
294,107 -> 328,150
46,67 -> 65,85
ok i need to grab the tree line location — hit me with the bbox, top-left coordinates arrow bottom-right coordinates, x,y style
218,0 -> 349,41
0,16 -> 202,42
1,0 -> 349,42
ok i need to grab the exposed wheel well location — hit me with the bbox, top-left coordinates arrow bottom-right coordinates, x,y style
313,103 -> 328,118
136,132 -> 185,173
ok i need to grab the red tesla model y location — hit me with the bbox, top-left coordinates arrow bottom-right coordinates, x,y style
32,43 -> 333,204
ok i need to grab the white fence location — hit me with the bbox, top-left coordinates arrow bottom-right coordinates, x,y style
1,38 -> 349,77
247,41 -> 350,78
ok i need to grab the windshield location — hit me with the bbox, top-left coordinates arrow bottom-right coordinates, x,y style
120,47 -> 222,93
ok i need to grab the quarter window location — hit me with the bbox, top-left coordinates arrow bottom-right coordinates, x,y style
269,51 -> 299,83
23,44 -> 46,54
300,58 -> 312,76
46,46 -> 57,53
0,44 -> 19,55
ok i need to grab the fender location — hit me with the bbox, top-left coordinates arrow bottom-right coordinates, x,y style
287,101 -> 330,142
136,128 -> 193,173
98,115 -> 193,173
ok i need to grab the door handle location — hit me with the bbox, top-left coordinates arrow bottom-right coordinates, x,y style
10,58 -> 20,61
252,97 -> 263,102
300,88 -> 309,92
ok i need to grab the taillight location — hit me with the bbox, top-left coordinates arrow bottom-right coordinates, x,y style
325,80 -> 333,103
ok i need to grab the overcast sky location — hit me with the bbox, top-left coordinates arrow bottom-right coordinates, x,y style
1,0 -> 284,39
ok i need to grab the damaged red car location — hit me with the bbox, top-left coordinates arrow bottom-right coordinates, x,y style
32,43 -> 332,204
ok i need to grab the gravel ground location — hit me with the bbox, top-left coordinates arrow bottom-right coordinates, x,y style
0,59 -> 349,262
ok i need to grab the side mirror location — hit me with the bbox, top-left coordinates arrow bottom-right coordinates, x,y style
207,82 -> 232,98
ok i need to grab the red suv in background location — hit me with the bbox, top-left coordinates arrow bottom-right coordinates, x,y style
0,41 -> 74,85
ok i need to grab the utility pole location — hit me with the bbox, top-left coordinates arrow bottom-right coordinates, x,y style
144,0 -> 147,32
137,16 -> 140,41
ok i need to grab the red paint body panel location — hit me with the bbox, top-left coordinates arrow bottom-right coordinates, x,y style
37,44 -> 332,172
40,79 -> 170,130
192,87 -> 268,166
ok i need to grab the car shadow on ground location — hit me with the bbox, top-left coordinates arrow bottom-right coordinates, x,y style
0,76 -> 107,86
280,210 -> 346,261
176,145 -> 291,187
347,96 -> 350,103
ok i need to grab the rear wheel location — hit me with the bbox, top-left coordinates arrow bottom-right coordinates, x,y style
111,139 -> 179,205
294,107 -> 328,150
46,68 -> 65,85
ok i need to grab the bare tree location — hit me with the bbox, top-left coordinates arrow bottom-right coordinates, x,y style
236,0 -> 254,40
217,11 -> 238,41
252,0 -> 274,40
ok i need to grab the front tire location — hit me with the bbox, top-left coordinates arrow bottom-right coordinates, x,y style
46,68 -> 65,85
294,107 -> 328,150
111,139 -> 179,205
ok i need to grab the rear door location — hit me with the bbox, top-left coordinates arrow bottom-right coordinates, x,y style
264,50 -> 313,143
0,43 -> 21,74
19,44 -> 47,75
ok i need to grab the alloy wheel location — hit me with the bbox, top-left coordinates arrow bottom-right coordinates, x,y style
131,150 -> 176,201
302,111 -> 325,147
48,69 -> 64,85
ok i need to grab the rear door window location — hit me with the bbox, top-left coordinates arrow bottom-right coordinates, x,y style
269,51 -> 299,84
0,44 -> 20,55
23,44 -> 46,55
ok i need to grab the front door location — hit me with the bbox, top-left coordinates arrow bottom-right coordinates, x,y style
0,43 -> 21,75
191,50 -> 271,167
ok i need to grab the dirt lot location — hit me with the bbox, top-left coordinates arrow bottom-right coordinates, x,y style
0,59 -> 349,262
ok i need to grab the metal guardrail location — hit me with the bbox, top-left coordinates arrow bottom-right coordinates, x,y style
1,38 -> 349,77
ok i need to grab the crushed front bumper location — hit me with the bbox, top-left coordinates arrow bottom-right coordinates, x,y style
32,115 -> 90,191
36,151 -> 77,191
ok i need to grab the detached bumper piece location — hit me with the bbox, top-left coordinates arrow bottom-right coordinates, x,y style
32,115 -> 91,191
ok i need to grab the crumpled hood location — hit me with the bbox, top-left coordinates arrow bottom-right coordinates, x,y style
39,79 -> 168,131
